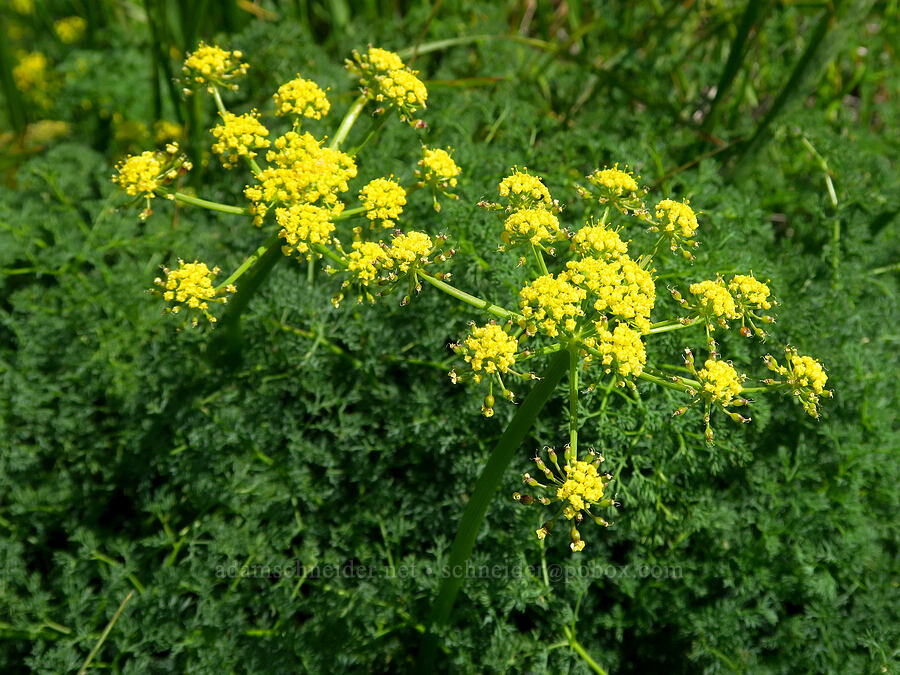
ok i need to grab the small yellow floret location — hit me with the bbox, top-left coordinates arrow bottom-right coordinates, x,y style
420,147 -> 461,187
112,152 -> 162,198
347,241 -> 391,284
463,323 -> 518,376
589,323 -> 647,378
389,231 -> 432,273
273,76 -> 330,119
503,209 -> 562,246
656,199 -> 699,238
571,224 -> 628,260
54,16 -> 86,44
183,42 -> 249,88
588,164 -> 639,195
729,274 -> 772,310
211,110 -> 270,169
557,460 -> 611,515
689,279 -> 739,322
519,274 -> 586,338
498,168 -> 552,209
698,359 -> 745,405
276,204 -> 336,258
566,256 -> 655,333
359,177 -> 406,227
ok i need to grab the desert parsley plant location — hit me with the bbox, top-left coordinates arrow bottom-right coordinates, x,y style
111,40 -> 831,631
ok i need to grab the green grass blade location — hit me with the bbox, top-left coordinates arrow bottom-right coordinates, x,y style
77,590 -> 134,675
418,350 -> 569,667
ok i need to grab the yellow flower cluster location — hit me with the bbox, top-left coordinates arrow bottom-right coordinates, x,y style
689,278 -> 739,325
557,460 -> 611,518
183,43 -> 249,90
571,223 -> 628,260
13,52 -> 52,103
389,231 -> 433,273
729,274 -> 772,310
502,209 -> 562,246
519,274 -> 587,337
273,76 -> 330,119
112,151 -> 162,198
347,240 -> 390,284
698,359 -> 745,405
655,199 -> 699,238
419,147 -> 461,188
517,448 -> 615,551
211,110 -> 270,169
766,348 -> 830,418
498,168 -> 552,209
463,323 -> 518,380
359,177 -> 406,228
244,131 -> 356,225
54,16 -> 86,44
154,259 -> 233,325
566,256 -> 656,333
348,46 -> 427,122
587,323 -> 647,379
587,164 -> 639,196
276,204 -> 335,258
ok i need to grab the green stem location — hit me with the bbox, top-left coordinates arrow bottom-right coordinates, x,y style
77,591 -> 134,675
532,243 -> 549,276
346,107 -> 393,157
647,317 -> 697,334
636,370 -> 695,393
334,205 -> 366,221
329,94 -> 368,150
171,191 -> 250,215
312,242 -> 347,267
567,344 -> 579,463
418,351 -> 569,667
418,271 -> 518,321
563,625 -> 610,675
217,233 -> 279,290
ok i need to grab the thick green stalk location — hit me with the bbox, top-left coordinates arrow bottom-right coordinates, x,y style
217,233 -> 280,290
418,272 -> 517,321
171,192 -> 250,215
329,94 -> 368,150
418,351 -> 569,667
567,344 -> 579,463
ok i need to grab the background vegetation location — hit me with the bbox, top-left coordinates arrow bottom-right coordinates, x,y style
1,1 -> 898,672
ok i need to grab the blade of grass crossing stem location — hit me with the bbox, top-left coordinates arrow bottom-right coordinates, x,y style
77,590 -> 134,675
730,0 -> 875,173
702,0 -> 767,132
418,351 -> 569,668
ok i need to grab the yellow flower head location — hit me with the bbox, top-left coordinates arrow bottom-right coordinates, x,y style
112,143 -> 191,207
515,448 -> 615,551
765,348 -> 831,418
347,46 -> 427,123
183,42 -> 249,90
210,110 -> 270,169
276,204 -> 336,258
419,147 -> 461,188
651,199 -> 700,258
689,278 -> 739,325
346,240 -> 392,286
586,323 -> 647,379
729,274 -> 773,310
498,168 -> 552,210
462,323 -> 518,378
54,16 -> 86,44
565,255 -> 656,333
587,164 -> 639,196
359,177 -> 407,228
502,209 -> 562,247
571,223 -> 628,260
697,359 -> 745,406
273,76 -> 330,119
154,259 -> 234,325
244,131 -> 356,225
13,52 -> 53,106
519,274 -> 587,338
389,230 -> 433,273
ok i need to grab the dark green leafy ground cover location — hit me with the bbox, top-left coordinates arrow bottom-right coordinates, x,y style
1,2 -> 898,673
